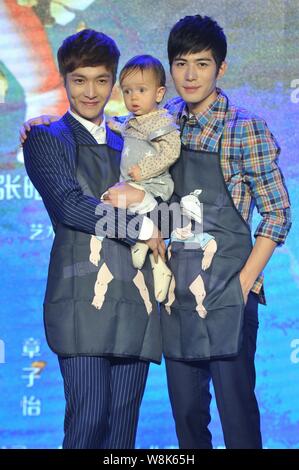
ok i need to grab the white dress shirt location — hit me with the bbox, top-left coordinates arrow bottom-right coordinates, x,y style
69,109 -> 106,144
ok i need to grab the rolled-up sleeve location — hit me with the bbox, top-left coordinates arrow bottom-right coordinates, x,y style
241,118 -> 291,245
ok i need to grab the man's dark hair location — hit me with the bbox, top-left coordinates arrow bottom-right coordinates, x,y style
57,29 -> 120,83
119,55 -> 166,87
168,15 -> 227,72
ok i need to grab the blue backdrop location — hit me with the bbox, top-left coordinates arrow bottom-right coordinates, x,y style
0,0 -> 298,449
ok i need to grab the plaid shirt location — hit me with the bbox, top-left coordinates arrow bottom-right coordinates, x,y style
165,89 -> 291,304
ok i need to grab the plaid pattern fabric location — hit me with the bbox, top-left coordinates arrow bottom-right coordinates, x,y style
165,89 -> 291,304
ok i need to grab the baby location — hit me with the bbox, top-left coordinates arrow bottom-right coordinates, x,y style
90,55 -> 181,302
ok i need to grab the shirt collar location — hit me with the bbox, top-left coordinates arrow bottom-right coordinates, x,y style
180,88 -> 228,127
126,108 -> 167,126
69,109 -> 106,141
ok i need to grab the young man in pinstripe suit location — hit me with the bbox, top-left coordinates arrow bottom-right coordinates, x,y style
23,29 -> 165,449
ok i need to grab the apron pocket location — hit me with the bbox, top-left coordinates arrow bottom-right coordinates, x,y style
205,254 -> 246,310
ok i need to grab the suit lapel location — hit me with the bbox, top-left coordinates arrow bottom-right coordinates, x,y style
61,112 -> 124,150
62,112 -> 98,145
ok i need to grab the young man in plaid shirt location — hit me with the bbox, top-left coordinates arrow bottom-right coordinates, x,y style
161,14 -> 291,449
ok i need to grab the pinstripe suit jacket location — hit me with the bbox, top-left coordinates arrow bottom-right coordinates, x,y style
24,112 -> 143,242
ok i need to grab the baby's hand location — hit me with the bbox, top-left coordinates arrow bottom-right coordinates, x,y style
128,165 -> 142,181
107,118 -> 115,129
107,117 -> 122,133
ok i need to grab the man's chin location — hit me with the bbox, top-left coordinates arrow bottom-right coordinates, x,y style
79,108 -> 102,122
183,95 -> 203,106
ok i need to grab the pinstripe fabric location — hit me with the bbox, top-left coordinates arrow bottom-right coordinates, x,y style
165,89 -> 291,303
108,359 -> 149,448
23,112 -> 144,245
58,356 -> 149,449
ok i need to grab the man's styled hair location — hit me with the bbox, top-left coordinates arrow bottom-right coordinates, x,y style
119,55 -> 166,87
168,15 -> 227,72
57,29 -> 120,82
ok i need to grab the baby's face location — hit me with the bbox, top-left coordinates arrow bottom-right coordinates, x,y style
121,69 -> 165,116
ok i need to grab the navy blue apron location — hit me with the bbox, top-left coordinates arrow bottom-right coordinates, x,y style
161,131 -> 252,360
44,138 -> 162,364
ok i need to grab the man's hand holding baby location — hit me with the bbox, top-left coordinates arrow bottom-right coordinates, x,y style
128,165 -> 142,181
